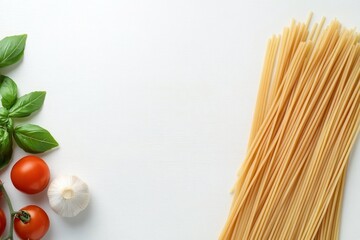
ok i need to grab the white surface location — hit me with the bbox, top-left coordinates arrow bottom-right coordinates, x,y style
0,0 -> 359,239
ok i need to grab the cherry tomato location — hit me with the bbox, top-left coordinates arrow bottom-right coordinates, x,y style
11,155 -> 50,194
0,208 -> 6,236
14,205 -> 50,240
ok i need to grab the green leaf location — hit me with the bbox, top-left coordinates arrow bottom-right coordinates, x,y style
14,124 -> 58,153
0,35 -> 27,68
0,108 -> 9,125
6,118 -> 13,134
0,128 -> 13,170
9,91 -> 46,118
0,75 -> 17,109
0,107 -> 8,117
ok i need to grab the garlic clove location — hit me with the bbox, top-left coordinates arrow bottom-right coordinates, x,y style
47,175 -> 90,217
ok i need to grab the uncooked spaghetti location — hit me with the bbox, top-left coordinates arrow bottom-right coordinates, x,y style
221,14 -> 360,240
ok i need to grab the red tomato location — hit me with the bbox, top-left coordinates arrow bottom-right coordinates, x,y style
11,156 -> 50,194
14,205 -> 50,240
0,208 -> 6,236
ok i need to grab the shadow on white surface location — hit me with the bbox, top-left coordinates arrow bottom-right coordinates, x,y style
24,187 -> 49,206
0,58 -> 24,76
25,188 -> 93,239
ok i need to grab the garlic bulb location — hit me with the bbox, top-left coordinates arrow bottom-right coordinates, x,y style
47,175 -> 90,217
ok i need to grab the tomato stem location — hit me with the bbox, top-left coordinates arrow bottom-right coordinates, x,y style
17,210 -> 30,224
0,183 -> 30,240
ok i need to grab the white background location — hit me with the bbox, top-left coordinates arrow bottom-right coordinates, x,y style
0,0 -> 359,239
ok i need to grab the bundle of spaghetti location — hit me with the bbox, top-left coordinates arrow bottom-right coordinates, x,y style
221,14 -> 360,240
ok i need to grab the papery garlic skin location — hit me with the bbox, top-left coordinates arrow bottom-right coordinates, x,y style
47,175 -> 90,217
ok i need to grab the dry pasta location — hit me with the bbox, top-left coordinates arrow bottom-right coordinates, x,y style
221,14 -> 360,240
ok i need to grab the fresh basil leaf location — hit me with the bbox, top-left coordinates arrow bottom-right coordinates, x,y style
0,116 -> 6,126
0,75 -> 17,109
0,108 -> 12,134
0,35 -> 27,68
6,118 -> 13,134
0,107 -> 8,117
9,91 -> 46,118
0,107 -> 9,125
14,124 -> 58,153
0,128 -> 12,170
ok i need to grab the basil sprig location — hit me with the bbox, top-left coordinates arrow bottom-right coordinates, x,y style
9,91 -> 46,118
0,35 -> 27,68
0,75 -> 17,109
0,34 -> 58,170
14,124 -> 58,154
0,128 -> 12,168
